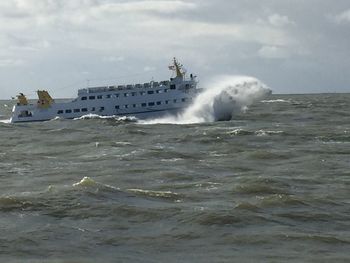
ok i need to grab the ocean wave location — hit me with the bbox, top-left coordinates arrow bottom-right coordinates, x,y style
234,202 -> 260,211
227,128 -> 254,136
192,210 -> 269,226
255,130 -> 285,136
227,129 -> 285,136
127,188 -> 181,201
74,114 -> 137,122
142,75 -> 271,124
234,183 -> 289,195
257,194 -> 308,208
316,134 -> 350,144
261,99 -> 291,103
249,150 -> 291,160
0,119 -> 11,124
0,196 -> 33,211
233,177 -> 292,195
72,177 -> 182,203
72,176 -> 120,192
281,234 -> 350,244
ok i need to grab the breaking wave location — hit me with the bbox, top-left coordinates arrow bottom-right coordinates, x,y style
261,99 -> 290,103
142,76 -> 271,124
0,119 -> 11,124
74,114 -> 137,122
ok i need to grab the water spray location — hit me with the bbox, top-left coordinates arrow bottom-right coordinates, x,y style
142,75 -> 271,124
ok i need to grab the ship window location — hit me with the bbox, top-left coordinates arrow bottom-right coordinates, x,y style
74,109 -> 80,113
124,105 -> 128,109
89,96 -> 95,100
170,84 -> 176,90
164,89 -> 168,93
124,93 -> 129,97
186,84 -> 190,88
173,99 -> 177,103
141,103 -> 146,107
132,92 -> 136,96
115,105 -> 119,109
97,95 -> 103,99
182,98 -> 186,102
156,90 -> 162,94
115,94 -> 119,98
148,102 -> 155,106
140,91 -> 145,96
57,110 -> 64,114
18,110 -> 32,118
91,107 -> 95,111
82,108 -> 88,112
165,100 -> 169,104
106,94 -> 111,99
157,101 -> 161,105
133,104 -> 136,108
65,109 -> 72,113
147,91 -> 154,95
81,97 -> 87,101
99,107 -> 104,111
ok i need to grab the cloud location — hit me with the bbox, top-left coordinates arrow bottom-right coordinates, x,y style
143,66 -> 156,72
93,0 -> 197,14
258,45 -> 290,59
0,0 -> 295,54
0,0 -> 349,96
0,58 -> 25,67
334,9 -> 350,24
268,14 -> 295,27
102,56 -> 125,63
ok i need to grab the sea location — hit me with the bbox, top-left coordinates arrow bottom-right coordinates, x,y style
0,78 -> 349,262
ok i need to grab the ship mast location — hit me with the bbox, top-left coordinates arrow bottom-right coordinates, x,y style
170,57 -> 185,79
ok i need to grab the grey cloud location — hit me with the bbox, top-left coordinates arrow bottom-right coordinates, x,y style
0,0 -> 349,98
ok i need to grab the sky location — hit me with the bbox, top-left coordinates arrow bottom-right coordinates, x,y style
0,0 -> 349,99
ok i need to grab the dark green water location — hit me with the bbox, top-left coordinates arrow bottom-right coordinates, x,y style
0,94 -> 349,262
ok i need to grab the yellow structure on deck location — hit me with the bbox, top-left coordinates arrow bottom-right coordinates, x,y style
37,90 -> 54,108
16,93 -> 28,106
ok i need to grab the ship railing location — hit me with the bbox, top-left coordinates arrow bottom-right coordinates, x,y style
88,86 -> 109,93
160,81 -> 170,85
79,79 -> 172,94
151,82 -> 159,88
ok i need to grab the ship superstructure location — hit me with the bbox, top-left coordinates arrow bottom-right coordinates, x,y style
10,58 -> 199,123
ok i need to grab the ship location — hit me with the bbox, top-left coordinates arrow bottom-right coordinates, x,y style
10,58 -> 199,123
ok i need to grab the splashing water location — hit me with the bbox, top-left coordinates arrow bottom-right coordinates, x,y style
74,114 -> 137,122
143,76 -> 271,124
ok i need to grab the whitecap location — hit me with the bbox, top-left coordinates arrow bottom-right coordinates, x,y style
261,99 -> 290,103
72,176 -> 97,187
127,189 -> 180,199
72,176 -> 120,191
0,119 -> 11,124
255,130 -> 285,136
48,116 -> 62,122
74,113 -> 137,122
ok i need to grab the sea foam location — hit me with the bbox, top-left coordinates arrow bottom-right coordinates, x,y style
74,114 -> 137,122
0,119 -> 11,124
